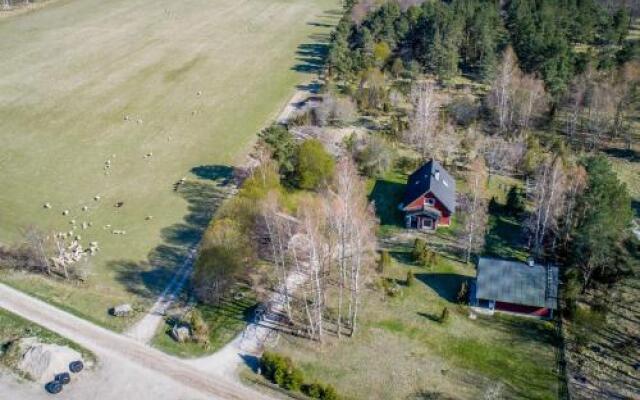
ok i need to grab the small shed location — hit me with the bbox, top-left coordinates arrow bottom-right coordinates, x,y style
473,257 -> 559,318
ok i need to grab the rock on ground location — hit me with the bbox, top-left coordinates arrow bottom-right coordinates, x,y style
16,338 -> 82,383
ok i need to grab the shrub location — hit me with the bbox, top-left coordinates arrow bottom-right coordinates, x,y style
378,250 -> 391,274
439,307 -> 450,323
355,135 -> 394,177
260,352 -> 304,391
412,239 -> 437,268
396,156 -> 421,175
294,139 -> 335,190
447,96 -> 479,127
456,281 -> 469,304
303,382 -> 339,400
188,309 -> 210,348
259,125 -> 296,175
406,270 -> 415,287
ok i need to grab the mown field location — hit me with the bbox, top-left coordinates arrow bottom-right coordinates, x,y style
0,0 -> 338,330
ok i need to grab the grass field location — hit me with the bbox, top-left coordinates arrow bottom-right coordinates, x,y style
0,0 -> 339,330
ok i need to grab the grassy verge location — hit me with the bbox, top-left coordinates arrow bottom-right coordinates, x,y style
152,293 -> 257,358
0,307 -> 95,372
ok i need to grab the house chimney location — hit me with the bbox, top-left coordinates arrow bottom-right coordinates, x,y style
434,170 -> 440,181
527,257 -> 535,267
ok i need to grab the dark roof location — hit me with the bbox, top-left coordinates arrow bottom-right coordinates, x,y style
476,257 -> 559,309
403,159 -> 456,213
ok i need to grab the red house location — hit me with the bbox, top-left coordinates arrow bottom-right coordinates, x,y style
401,159 -> 456,231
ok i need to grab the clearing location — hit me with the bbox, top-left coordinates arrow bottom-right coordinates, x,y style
0,0 -> 338,330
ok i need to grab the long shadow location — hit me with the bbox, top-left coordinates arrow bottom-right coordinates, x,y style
292,42 -> 330,74
415,273 -> 469,302
603,148 -> 640,162
369,179 -> 406,227
111,165 -> 234,303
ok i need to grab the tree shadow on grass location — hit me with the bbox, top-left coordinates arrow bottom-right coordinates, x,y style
415,273 -> 469,303
484,210 -> 528,261
603,148 -> 640,163
111,165 -> 234,304
292,42 -> 329,74
369,180 -> 406,227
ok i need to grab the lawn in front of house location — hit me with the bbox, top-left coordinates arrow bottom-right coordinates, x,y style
274,246 -> 560,400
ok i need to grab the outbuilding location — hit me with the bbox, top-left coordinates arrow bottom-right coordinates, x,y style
472,257 -> 559,318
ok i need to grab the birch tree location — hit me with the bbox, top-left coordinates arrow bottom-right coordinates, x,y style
404,80 -> 441,160
527,156 -> 567,256
458,157 -> 488,263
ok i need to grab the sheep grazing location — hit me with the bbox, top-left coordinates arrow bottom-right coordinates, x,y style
43,203 -> 52,209
103,224 -> 111,230
124,115 -> 130,121
82,222 -> 88,230
145,216 -> 153,221
196,90 -> 202,96
62,210 -> 69,216
75,235 -> 81,241
94,195 -> 101,201
137,119 -> 143,125
70,219 -> 76,225
145,152 -> 153,158
82,206 -> 88,211
114,201 -> 124,208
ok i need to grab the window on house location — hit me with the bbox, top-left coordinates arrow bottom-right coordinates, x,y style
426,198 -> 435,206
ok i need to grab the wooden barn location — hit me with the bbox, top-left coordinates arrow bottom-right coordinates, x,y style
472,257 -> 559,319
401,159 -> 456,231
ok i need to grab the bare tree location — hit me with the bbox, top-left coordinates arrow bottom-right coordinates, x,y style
487,47 -> 518,133
404,80 -> 441,160
527,156 -> 567,256
458,157 -> 488,263
483,136 -> 525,179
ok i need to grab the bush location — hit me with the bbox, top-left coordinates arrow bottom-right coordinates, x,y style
406,270 -> 415,287
447,96 -> 479,127
355,135 -> 394,177
260,352 -> 304,390
259,125 -> 296,175
302,382 -> 339,400
262,353 -> 338,398
294,139 -> 335,190
456,281 -> 469,304
439,307 -> 450,323
412,239 -> 437,268
188,309 -> 210,348
378,250 -> 391,274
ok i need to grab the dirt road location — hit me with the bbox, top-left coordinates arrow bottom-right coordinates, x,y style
0,283 -> 271,400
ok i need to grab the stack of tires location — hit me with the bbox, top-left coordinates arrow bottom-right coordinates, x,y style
45,360 -> 84,395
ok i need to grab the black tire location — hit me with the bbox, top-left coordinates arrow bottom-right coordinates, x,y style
55,372 -> 71,385
45,381 -> 63,394
69,360 -> 84,373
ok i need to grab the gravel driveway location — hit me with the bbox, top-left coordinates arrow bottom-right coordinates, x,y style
0,283 -> 271,400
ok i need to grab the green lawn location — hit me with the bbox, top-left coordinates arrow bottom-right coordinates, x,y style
152,292 -> 257,358
0,307 -> 95,374
274,250 -> 560,399
0,0 -> 339,330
